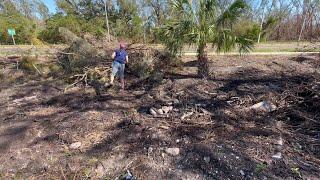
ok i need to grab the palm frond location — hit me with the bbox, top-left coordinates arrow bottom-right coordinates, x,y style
158,18 -> 196,55
171,0 -> 196,21
202,0 -> 217,17
216,0 -> 248,28
236,36 -> 254,54
161,0 -> 254,57
213,28 -> 254,54
262,16 -> 277,32
213,29 -> 236,53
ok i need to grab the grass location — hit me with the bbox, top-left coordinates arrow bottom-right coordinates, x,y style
0,44 -> 66,57
252,48 -> 296,52
147,41 -> 320,53
0,42 -> 319,58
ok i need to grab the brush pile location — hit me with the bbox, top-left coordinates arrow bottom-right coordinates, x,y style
58,27 -> 101,73
279,77 -> 320,140
58,28 -> 176,95
65,67 -> 111,96
126,44 -> 180,78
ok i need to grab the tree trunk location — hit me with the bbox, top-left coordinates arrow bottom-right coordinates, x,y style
258,8 -> 266,43
104,0 -> 111,42
197,44 -> 209,78
298,15 -> 306,41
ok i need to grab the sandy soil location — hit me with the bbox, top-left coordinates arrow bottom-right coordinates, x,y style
0,54 -> 319,179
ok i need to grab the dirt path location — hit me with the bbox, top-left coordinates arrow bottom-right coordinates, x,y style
0,54 -> 319,179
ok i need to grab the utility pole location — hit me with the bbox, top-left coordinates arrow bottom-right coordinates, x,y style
104,0 -> 111,42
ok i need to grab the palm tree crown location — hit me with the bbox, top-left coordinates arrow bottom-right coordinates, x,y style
159,0 -> 254,77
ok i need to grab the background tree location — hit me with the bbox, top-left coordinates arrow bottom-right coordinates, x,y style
113,0 -> 144,42
36,1 -> 50,20
0,0 -> 39,44
144,0 -> 169,26
1,0 -> 320,45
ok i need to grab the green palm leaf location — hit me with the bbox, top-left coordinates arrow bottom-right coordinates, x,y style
216,0 -> 248,28
159,0 -> 254,77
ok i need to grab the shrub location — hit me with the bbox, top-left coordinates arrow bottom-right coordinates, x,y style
0,14 -> 38,44
48,63 -> 62,76
20,56 -> 39,73
39,13 -> 106,44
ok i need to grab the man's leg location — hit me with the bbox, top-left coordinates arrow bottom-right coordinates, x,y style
120,64 -> 125,90
111,62 -> 119,85
110,74 -> 115,85
107,62 -> 117,87
120,78 -> 124,90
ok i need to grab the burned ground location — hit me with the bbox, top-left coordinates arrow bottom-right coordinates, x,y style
0,54 -> 319,179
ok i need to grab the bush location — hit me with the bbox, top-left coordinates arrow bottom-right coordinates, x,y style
38,13 -> 82,43
234,20 -> 260,41
39,13 -> 106,44
0,14 -> 37,44
20,56 -> 39,73
48,64 -> 62,76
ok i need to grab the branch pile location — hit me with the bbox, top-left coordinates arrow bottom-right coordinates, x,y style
291,54 -> 320,70
58,27 -> 101,72
126,45 -> 179,78
57,28 -> 177,95
280,78 -> 320,129
65,67 -> 111,96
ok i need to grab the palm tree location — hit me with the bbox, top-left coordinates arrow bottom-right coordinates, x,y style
159,0 -> 254,77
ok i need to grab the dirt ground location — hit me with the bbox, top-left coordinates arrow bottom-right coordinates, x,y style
0,53 -> 319,179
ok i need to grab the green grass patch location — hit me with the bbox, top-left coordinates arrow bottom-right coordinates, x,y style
255,162 -> 268,173
252,48 -> 297,53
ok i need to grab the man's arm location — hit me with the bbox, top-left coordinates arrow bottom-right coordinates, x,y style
126,55 -> 129,63
111,52 -> 116,59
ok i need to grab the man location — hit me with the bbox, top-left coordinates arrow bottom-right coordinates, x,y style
107,42 -> 128,90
